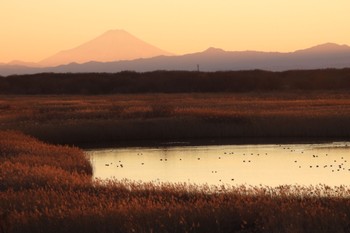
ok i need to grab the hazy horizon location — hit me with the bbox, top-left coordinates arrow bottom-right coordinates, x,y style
1,1 -> 350,63
1,28 -> 349,66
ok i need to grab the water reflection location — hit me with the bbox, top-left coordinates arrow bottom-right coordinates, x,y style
87,142 -> 350,187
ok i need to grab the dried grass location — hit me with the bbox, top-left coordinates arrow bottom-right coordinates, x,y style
1,131 -> 350,233
1,92 -> 350,145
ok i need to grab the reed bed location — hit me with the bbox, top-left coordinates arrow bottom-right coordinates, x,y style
1,92 -> 350,145
1,131 -> 350,233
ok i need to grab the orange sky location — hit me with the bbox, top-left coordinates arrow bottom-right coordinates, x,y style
1,0 -> 350,63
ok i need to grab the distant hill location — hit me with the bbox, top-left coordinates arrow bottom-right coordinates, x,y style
7,60 -> 41,67
1,42 -> 350,76
294,43 -> 350,54
39,29 -> 173,67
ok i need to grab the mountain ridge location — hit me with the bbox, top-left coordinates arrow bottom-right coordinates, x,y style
1,41 -> 350,76
39,29 -> 173,66
294,43 -> 350,55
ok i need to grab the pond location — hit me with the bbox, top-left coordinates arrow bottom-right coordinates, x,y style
87,142 -> 350,187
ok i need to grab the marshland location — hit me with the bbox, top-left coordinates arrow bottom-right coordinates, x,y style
1,70 -> 350,232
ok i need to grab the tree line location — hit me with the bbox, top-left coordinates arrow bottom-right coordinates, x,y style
1,69 -> 350,94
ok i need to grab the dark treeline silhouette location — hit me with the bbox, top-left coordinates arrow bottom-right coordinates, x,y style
1,69 -> 350,94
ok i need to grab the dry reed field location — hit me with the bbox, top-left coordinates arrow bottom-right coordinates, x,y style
1,131 -> 350,233
1,92 -> 350,145
1,90 -> 350,232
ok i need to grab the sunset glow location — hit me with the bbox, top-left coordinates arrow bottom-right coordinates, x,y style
1,0 -> 350,63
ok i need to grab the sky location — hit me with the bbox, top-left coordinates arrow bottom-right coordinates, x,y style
1,0 -> 350,63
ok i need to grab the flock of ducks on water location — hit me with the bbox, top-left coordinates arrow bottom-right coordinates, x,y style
103,144 -> 349,183
280,145 -> 350,173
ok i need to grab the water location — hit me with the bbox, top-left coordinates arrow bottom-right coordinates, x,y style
87,142 -> 350,187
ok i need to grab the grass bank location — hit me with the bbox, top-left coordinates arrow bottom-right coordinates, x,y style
1,92 -> 350,146
1,131 -> 350,233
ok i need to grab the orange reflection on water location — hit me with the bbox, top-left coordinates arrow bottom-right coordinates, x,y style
87,142 -> 350,187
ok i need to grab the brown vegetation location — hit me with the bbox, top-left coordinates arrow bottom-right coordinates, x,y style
1,131 -> 350,233
1,70 -> 350,232
1,92 -> 350,146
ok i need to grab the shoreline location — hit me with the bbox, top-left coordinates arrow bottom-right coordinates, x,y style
80,136 -> 350,150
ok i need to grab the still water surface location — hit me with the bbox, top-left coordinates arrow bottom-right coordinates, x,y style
87,142 -> 350,187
